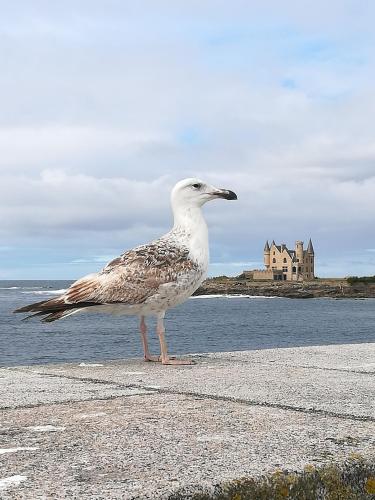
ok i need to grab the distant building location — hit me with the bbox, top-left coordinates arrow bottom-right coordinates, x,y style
246,239 -> 315,281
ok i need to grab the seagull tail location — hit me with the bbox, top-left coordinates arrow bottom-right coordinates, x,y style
14,297 -> 63,314
22,308 -> 84,323
14,296 -> 93,322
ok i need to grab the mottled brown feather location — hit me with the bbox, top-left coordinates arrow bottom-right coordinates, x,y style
14,240 -> 199,319
63,241 -> 198,306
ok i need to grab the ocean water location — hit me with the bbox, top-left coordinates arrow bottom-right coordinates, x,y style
1,280 -> 375,367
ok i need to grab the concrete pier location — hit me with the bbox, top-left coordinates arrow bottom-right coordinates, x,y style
1,343 -> 375,499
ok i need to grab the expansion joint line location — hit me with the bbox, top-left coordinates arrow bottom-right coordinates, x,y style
4,368 -> 375,424
228,359 -> 375,376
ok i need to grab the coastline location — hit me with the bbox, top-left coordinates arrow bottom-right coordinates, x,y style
194,278 -> 375,299
3,278 -> 375,300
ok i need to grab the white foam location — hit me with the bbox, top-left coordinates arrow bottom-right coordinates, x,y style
79,363 -> 104,367
26,425 -> 65,432
190,294 -> 227,299
0,447 -> 39,455
0,475 -> 27,491
190,294 -> 279,299
0,286 -> 43,290
22,289 -> 66,296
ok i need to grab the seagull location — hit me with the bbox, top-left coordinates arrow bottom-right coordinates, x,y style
14,178 -> 237,365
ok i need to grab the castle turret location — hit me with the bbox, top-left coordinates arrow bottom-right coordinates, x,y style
307,238 -> 314,255
307,238 -> 315,279
264,240 -> 270,269
295,240 -> 304,262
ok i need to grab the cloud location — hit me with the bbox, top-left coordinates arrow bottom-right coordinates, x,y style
0,126 -> 170,170
1,1 -> 375,278
211,261 -> 263,267
70,255 -> 116,264
0,169 -> 171,234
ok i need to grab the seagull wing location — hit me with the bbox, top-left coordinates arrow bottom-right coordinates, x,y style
68,241 -> 196,305
14,240 -> 197,321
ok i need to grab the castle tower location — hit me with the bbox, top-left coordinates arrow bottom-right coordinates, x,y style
307,238 -> 314,255
264,240 -> 270,269
295,240 -> 304,263
307,238 -> 315,279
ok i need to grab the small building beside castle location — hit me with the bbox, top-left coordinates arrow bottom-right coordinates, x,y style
247,239 -> 315,281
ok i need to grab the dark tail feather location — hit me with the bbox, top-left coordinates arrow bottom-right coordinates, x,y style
22,311 -> 49,321
41,310 -> 81,323
14,297 -> 97,322
14,299 -> 58,314
21,310 -> 73,322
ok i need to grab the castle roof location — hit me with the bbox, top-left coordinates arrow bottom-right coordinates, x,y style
271,240 -> 282,252
281,248 -> 296,261
307,238 -> 314,254
268,239 -> 314,261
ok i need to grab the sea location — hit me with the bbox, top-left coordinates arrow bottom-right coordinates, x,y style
1,280 -> 375,367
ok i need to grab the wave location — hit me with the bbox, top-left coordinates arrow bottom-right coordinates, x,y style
21,289 -> 66,296
0,286 -> 44,290
17,290 -> 283,300
190,294 -> 280,299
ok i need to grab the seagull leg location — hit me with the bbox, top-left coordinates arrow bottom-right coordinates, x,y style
139,316 -> 160,362
156,314 -> 194,365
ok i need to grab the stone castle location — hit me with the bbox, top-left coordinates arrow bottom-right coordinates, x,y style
248,239 -> 315,281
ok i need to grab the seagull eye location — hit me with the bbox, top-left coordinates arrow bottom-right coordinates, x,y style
192,183 -> 202,189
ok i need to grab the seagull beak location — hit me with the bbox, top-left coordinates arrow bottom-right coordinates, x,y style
210,188 -> 238,200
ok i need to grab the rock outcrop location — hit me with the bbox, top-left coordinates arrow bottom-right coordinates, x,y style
194,278 -> 375,299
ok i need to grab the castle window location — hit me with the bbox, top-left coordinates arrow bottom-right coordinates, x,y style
296,259 -> 299,262
272,258 -> 276,263
292,266 -> 296,273
282,266 -> 288,272
273,251 -> 275,255
283,258 -> 287,263
298,267 -> 302,272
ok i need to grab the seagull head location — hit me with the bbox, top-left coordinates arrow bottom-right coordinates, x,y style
171,178 -> 237,209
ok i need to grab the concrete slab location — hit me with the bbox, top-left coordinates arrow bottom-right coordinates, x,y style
1,343 -> 375,499
15,343 -> 375,419
207,343 -> 375,372
0,368 -> 151,409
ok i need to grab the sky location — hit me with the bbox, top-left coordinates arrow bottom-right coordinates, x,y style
1,0 -> 375,279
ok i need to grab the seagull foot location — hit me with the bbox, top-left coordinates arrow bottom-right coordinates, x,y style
161,358 -> 195,366
144,355 -> 161,362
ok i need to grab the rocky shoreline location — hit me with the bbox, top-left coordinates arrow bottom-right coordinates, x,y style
194,278 -> 375,299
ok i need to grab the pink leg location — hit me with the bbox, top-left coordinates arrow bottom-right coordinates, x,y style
156,314 -> 194,365
139,316 -> 160,362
